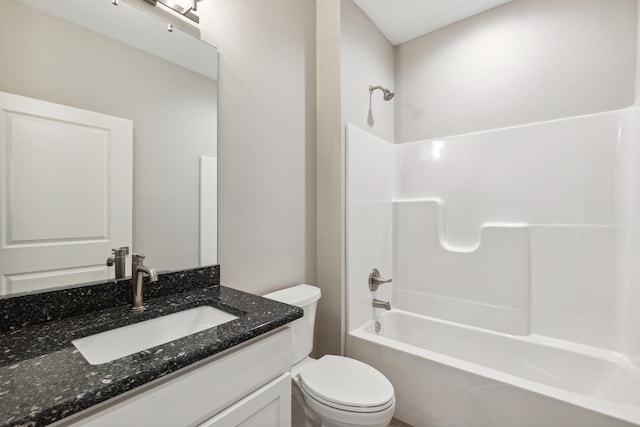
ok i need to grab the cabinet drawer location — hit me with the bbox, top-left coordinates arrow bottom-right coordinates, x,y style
199,373 -> 291,427
60,328 -> 291,427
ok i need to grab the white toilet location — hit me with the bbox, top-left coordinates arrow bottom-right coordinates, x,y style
264,284 -> 395,427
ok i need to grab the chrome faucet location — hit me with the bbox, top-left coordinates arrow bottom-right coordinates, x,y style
106,247 -> 129,280
369,268 -> 392,291
131,254 -> 158,311
372,299 -> 391,310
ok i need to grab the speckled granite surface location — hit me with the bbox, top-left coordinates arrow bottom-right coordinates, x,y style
0,267 -> 302,427
0,265 -> 220,333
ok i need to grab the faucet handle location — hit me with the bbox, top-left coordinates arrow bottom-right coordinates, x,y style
132,253 -> 146,264
112,246 -> 129,257
369,268 -> 392,291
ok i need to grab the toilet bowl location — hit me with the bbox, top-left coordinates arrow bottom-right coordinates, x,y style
293,355 -> 395,427
264,284 -> 395,427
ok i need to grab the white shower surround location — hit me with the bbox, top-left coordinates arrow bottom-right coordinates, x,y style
345,107 -> 640,425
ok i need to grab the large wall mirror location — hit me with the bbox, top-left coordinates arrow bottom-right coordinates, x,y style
0,0 -> 218,296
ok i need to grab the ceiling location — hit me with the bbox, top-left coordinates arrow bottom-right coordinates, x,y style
352,0 -> 513,45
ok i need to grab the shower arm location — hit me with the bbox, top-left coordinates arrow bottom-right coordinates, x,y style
369,85 -> 394,101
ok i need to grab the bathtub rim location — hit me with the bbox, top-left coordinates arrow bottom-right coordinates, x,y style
349,309 -> 640,426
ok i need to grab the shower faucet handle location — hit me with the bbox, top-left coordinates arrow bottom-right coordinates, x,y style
369,268 -> 392,291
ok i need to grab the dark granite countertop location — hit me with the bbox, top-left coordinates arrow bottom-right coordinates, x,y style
0,266 -> 302,427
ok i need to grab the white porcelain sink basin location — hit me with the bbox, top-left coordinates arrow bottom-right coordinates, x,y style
72,306 -> 239,365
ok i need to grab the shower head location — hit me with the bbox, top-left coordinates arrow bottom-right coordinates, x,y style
369,85 -> 394,101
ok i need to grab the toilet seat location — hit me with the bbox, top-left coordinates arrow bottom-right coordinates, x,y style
301,383 -> 395,413
298,355 -> 394,413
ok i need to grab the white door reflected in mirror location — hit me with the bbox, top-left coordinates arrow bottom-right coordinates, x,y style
0,91 -> 133,295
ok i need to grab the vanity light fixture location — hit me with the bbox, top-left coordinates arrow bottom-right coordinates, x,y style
142,0 -> 204,24
112,0 -> 118,5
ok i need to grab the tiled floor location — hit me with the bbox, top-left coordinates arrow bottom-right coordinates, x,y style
389,418 -> 413,427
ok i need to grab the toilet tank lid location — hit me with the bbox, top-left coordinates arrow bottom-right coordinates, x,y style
263,284 -> 321,307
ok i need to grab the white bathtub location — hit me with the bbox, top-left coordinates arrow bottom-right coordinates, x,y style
347,310 -> 640,427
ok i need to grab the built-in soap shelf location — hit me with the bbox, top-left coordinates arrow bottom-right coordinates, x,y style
392,199 -> 531,335
390,199 -> 615,336
393,198 -> 529,253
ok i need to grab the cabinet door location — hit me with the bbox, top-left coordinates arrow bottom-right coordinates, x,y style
200,373 -> 291,427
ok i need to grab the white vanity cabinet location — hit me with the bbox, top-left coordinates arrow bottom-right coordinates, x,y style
58,328 -> 291,427
199,372 -> 290,427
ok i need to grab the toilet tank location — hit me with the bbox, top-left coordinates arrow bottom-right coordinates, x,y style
263,284 -> 321,365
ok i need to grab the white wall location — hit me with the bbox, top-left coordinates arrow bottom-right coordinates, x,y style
341,0 -> 394,142
315,0 -> 343,356
0,0 -> 216,272
197,0 -> 318,294
637,0 -> 640,104
395,0 -> 637,142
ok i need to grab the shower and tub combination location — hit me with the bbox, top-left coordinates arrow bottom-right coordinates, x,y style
345,107 -> 640,426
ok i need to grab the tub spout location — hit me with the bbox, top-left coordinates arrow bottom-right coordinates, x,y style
373,299 -> 391,310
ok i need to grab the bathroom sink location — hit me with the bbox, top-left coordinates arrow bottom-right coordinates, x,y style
72,306 -> 239,365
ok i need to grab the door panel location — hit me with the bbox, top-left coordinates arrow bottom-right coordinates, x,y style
0,91 -> 132,295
